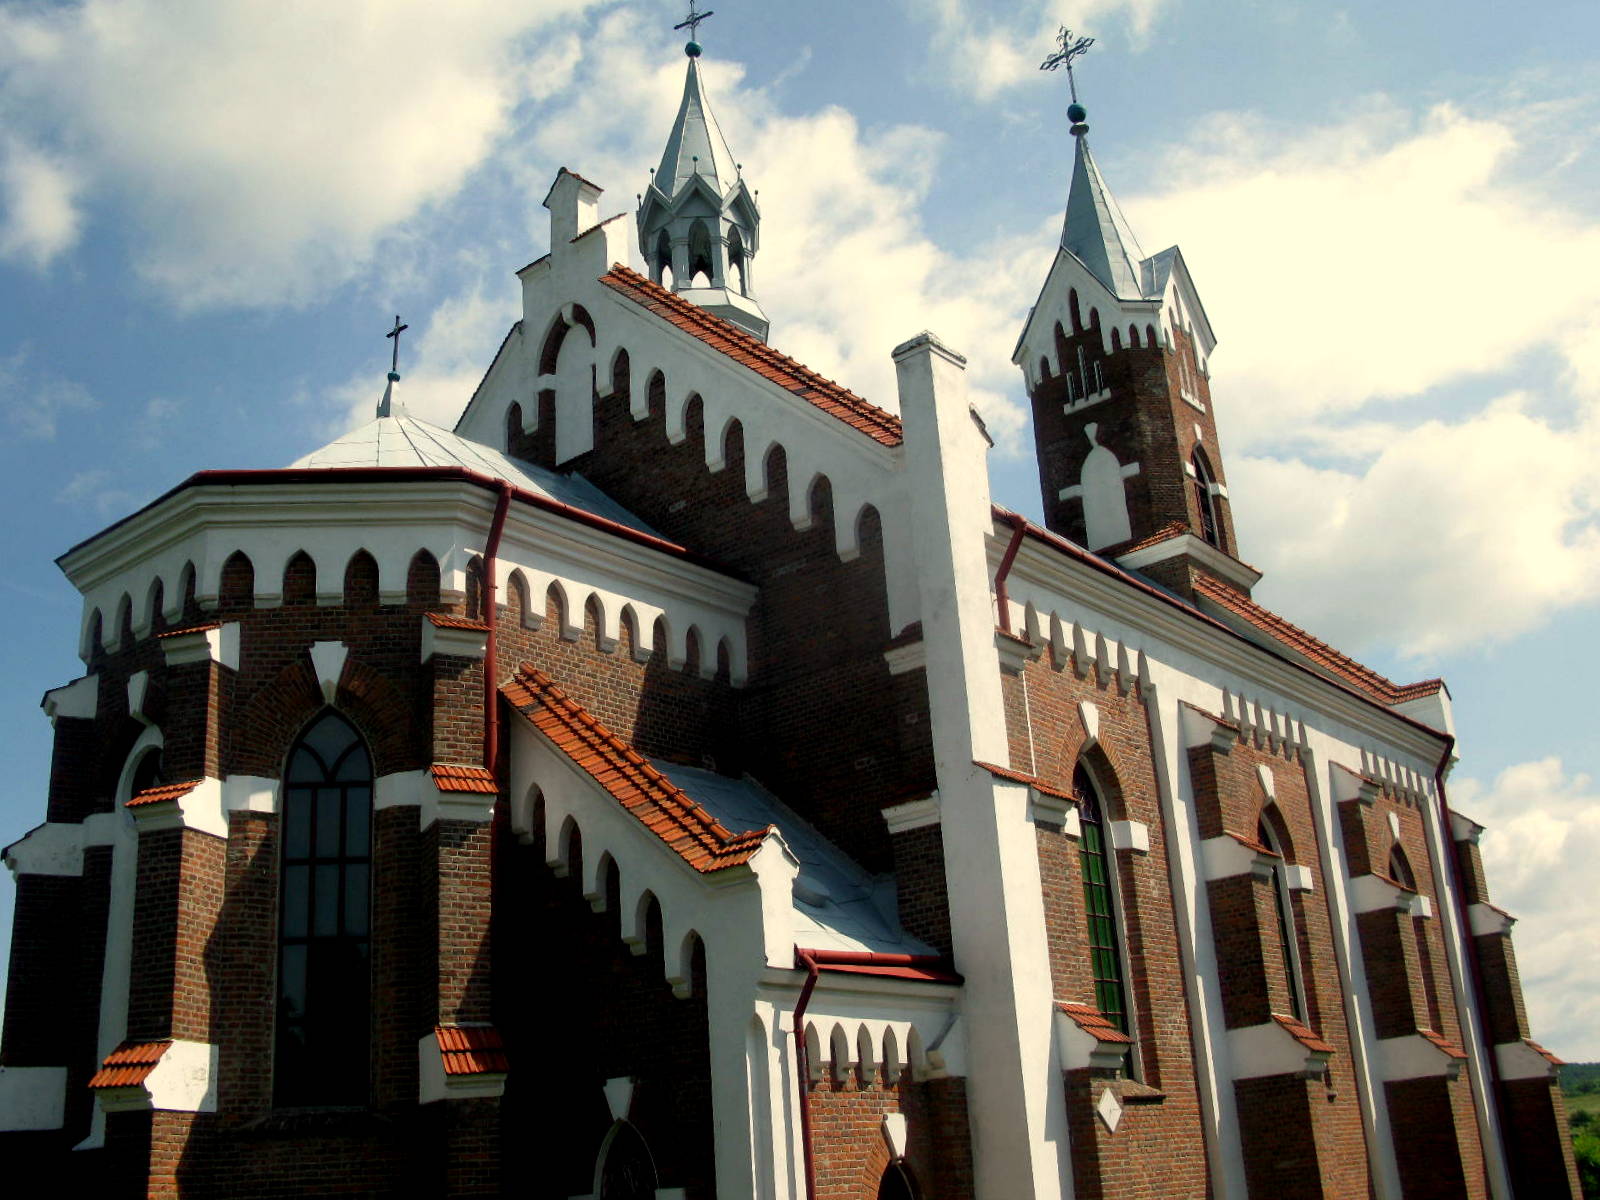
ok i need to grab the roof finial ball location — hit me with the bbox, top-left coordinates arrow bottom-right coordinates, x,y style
675,1 -> 713,58
1040,26 -> 1095,137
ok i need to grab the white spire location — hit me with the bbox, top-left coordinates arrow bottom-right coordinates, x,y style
637,40 -> 768,341
1062,133 -> 1146,300
653,57 -> 741,200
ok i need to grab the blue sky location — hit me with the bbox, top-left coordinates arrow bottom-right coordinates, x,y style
2,0 -> 1598,1058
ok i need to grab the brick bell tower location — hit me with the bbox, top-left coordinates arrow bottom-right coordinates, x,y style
1013,83 -> 1260,601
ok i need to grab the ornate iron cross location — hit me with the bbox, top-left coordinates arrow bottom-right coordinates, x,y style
674,0 -> 715,37
1040,26 -> 1094,103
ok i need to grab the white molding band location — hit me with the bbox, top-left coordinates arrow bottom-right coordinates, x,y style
41,674 -> 99,724
1376,1034 -> 1463,1083
1494,1040 -> 1560,1082
422,620 -> 489,663
1109,820 -> 1149,854
130,778 -> 227,839
882,794 -> 941,834
882,639 -> 926,676
1198,835 -> 1273,883
0,1065 -> 67,1131
1227,1022 -> 1331,1081
161,623 -> 240,670
1347,873 -> 1414,916
418,1034 -> 507,1104
96,1041 -> 219,1114
1469,903 -> 1515,936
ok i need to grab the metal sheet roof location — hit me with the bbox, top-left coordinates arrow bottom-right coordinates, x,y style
652,761 -> 936,957
290,415 -> 659,537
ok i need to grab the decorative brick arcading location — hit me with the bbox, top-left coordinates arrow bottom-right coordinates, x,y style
599,266 -> 904,446
502,665 -> 768,872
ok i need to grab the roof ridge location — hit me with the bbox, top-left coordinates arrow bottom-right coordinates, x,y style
504,666 -> 766,871
1191,574 -> 1442,704
599,266 -> 903,447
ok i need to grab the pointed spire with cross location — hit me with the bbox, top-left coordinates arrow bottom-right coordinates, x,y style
377,314 -> 408,419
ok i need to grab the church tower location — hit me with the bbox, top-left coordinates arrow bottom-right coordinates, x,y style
1014,76 -> 1257,600
636,13 -> 768,341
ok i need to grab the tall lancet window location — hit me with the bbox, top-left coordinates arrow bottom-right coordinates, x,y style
1075,763 -> 1131,1037
276,710 -> 373,1107
1191,449 -> 1221,548
1258,813 -> 1306,1021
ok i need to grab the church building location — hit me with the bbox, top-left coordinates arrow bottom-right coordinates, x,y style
0,22 -> 1581,1200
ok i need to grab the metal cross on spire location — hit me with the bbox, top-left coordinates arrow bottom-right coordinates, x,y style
385,314 -> 408,379
674,0 -> 714,40
1040,26 -> 1095,104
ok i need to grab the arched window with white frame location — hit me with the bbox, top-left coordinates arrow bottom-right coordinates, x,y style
1075,762 -> 1134,1052
1191,449 -> 1222,548
1257,810 -> 1307,1022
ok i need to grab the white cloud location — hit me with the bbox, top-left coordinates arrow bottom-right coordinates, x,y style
56,468 -> 131,517
1113,101 -> 1600,658
1233,396 -> 1600,658
0,137 -> 80,268
0,0 -> 607,309
1452,758 -> 1600,1061
0,348 -> 98,440
319,10 -> 1054,450
903,0 -> 1167,100
1126,102 -> 1600,447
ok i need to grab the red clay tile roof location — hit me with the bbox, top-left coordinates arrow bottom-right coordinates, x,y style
127,779 -> 201,809
426,612 -> 490,632
1108,519 -> 1189,557
1420,1029 -> 1468,1059
88,1040 -> 170,1088
1057,1002 -> 1133,1045
1524,1038 -> 1563,1067
431,764 -> 498,794
973,761 -> 1077,802
1227,830 -> 1276,857
815,961 -> 963,984
1272,1014 -> 1336,1055
157,622 -> 221,639
503,666 -> 768,872
599,266 -> 904,447
1191,574 -> 1442,705
435,1025 -> 508,1076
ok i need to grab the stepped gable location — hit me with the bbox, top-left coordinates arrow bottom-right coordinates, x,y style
1190,573 -> 1442,705
502,665 -> 769,872
599,266 -> 904,446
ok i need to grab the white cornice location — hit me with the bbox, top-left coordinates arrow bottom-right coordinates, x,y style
997,529 -> 1448,762
1116,531 -> 1262,592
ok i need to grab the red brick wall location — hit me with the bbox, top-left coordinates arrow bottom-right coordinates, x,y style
127,827 -> 225,1044
507,366 -> 929,875
806,1064 -> 974,1200
1004,650 -> 1209,1191
1500,1078 -> 1582,1198
1027,312 -> 1236,556
496,828 -> 717,1198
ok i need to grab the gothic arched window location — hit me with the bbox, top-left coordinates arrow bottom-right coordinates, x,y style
1258,813 -> 1306,1021
275,710 -> 373,1107
596,1120 -> 658,1200
878,1162 -> 918,1200
1075,763 -> 1131,1038
1191,450 -> 1221,548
